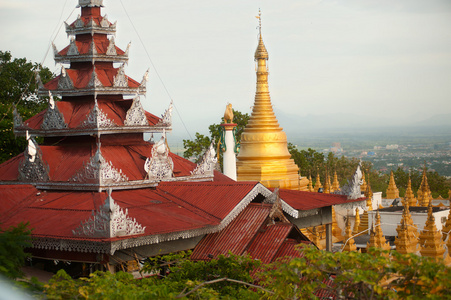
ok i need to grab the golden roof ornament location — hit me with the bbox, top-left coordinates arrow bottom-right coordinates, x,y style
223,103 -> 234,124
367,210 -> 390,250
314,171 -> 322,192
365,176 -> 373,210
396,200 -> 418,253
395,221 -> 415,254
323,168 -> 332,194
332,170 -> 340,192
343,216 -> 357,252
352,208 -> 361,236
311,226 -> 322,250
404,175 -> 417,206
236,10 -> 303,190
360,171 -> 367,193
417,163 -> 433,207
419,202 -> 446,262
386,170 -> 399,199
307,174 -> 314,192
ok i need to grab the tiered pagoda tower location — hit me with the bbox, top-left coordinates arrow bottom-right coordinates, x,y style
236,13 -> 308,191
386,171 -> 400,199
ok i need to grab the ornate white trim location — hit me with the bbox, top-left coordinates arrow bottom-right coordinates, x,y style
335,200 -> 367,211
79,0 -> 104,7
41,92 -> 67,130
18,133 -> 50,182
157,100 -> 173,126
87,67 -> 103,88
333,161 -> 363,200
71,145 -> 128,184
81,101 -> 116,128
67,38 -> 79,56
139,69 -> 149,91
106,37 -> 117,56
73,189 -> 145,238
113,64 -> 128,87
13,106 -> 25,129
144,132 -> 173,180
100,14 -> 110,28
191,142 -> 217,176
124,96 -> 148,126
52,43 -> 59,57
125,42 -> 131,56
263,189 -> 299,218
87,18 -> 97,28
57,66 -> 74,90
75,15 -> 84,28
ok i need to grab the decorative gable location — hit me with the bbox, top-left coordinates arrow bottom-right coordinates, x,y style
144,132 -> 173,180
41,92 -> 67,130
191,142 -> 217,176
73,188 -> 145,238
18,132 -> 50,182
124,96 -> 148,126
81,100 -> 116,128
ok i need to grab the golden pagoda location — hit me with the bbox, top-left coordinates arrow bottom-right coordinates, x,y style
357,179 -> 373,236
360,172 -> 367,193
311,226 -> 323,250
331,207 -> 344,241
417,165 -> 433,207
307,174 -> 315,192
343,217 -> 357,252
332,170 -> 340,192
352,208 -> 361,236
419,202 -> 446,262
395,221 -> 415,254
367,210 -> 391,250
386,170 -> 400,199
442,202 -> 451,241
313,171 -> 322,192
395,201 -> 418,253
236,13 -> 306,191
404,175 -> 417,206
323,169 -> 332,194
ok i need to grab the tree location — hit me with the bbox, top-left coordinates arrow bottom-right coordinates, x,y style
0,51 -> 53,163
183,109 -> 250,165
0,222 -> 32,279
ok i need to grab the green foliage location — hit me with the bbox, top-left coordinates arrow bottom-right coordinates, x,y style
260,244 -> 451,300
0,51 -> 53,163
183,110 -> 250,166
0,222 -> 32,279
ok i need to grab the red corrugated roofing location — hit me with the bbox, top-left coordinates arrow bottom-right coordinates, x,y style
44,65 -> 140,91
276,189 -> 366,210
246,223 -> 293,264
191,203 -> 270,260
59,35 -> 125,56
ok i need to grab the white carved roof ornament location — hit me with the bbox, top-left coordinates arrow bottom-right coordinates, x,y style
106,37 -> 117,56
333,160 -> 364,200
18,131 -> 50,182
67,37 -> 79,56
87,66 -> 103,88
267,188 -> 290,224
41,91 -> 67,130
75,15 -> 84,28
144,130 -> 174,180
71,142 -> 129,184
125,42 -> 131,56
191,141 -> 217,176
81,99 -> 116,128
35,71 -> 45,89
78,0 -> 104,7
100,14 -> 109,28
124,96 -> 149,126
52,43 -> 59,57
13,105 -> 25,130
73,188 -> 145,238
157,100 -> 173,126
113,64 -> 128,87
57,65 -> 74,90
139,69 -> 149,90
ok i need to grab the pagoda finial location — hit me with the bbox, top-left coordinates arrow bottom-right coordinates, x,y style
396,199 -> 418,252
307,174 -> 314,192
367,210 -> 390,250
314,169 -> 322,192
417,163 -> 432,206
332,170 -> 340,192
404,174 -> 417,206
254,9 -> 268,60
386,170 -> 400,199
419,201 -> 446,262
360,171 -> 367,193
343,216 -> 357,252
352,208 -> 361,236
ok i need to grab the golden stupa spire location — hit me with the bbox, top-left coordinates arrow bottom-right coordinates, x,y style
307,174 -> 314,192
386,170 -> 400,199
332,170 -> 340,192
365,174 -> 373,210
419,202 -> 446,262
395,200 -> 418,253
367,210 -> 391,250
236,11 -> 303,190
404,174 -> 418,206
360,171 -> 367,193
311,226 -> 323,250
331,207 -> 344,242
314,170 -> 322,192
343,216 -> 357,252
442,202 -> 451,241
323,168 -> 332,194
352,208 -> 361,236
417,163 -> 433,207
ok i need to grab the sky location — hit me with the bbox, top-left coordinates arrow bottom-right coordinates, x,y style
1,0 -> 451,144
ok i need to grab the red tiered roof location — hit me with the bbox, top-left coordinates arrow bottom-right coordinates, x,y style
58,35 -> 125,56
